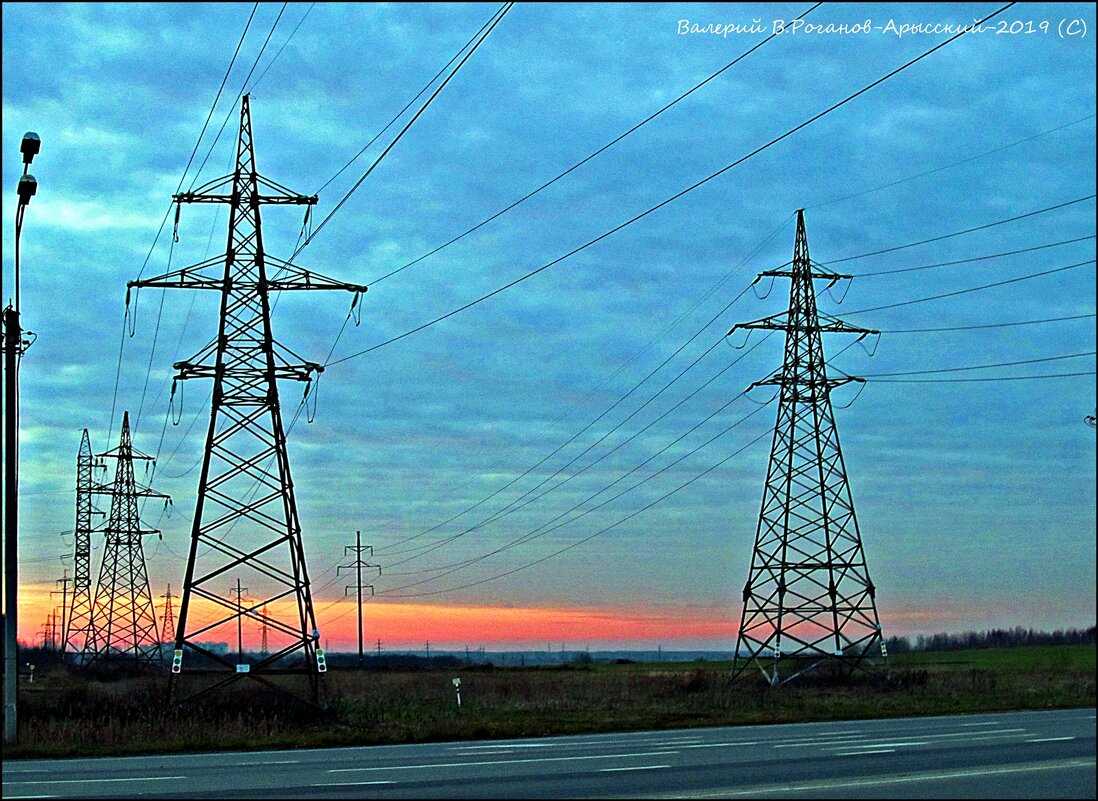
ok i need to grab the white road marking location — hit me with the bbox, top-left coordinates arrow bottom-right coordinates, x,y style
601,765 -> 671,772
7,777 -> 187,786
328,750 -> 680,772
774,740 -> 870,749
833,748 -> 897,756
1026,736 -> 1076,743
642,758 -> 1097,798
240,760 -> 300,765
959,721 -> 1001,726
313,781 -> 395,787
825,740 -> 928,749
680,741 -> 759,749
448,743 -> 557,750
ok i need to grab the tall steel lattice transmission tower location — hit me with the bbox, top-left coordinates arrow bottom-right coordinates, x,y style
731,210 -> 885,686
130,94 -> 366,705
82,411 -> 171,668
63,429 -> 99,659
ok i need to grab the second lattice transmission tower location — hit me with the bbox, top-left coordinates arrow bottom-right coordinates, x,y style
731,210 -> 885,685
130,95 -> 366,704
83,411 -> 170,667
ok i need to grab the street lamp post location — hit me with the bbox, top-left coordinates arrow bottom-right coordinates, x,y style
4,131 -> 40,746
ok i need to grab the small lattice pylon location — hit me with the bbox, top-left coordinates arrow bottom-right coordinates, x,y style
160,584 -> 177,645
730,210 -> 885,686
82,412 -> 171,668
64,429 -> 103,660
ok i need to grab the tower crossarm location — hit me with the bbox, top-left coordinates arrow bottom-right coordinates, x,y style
756,268 -> 852,282
128,258 -> 367,295
748,371 -> 865,392
729,314 -> 878,337
172,360 -> 323,383
173,172 -> 318,206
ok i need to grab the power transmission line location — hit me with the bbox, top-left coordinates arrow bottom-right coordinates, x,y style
325,2 -> 1017,367
842,259 -> 1094,316
315,3 -> 510,197
379,422 -> 778,599
850,235 -> 1095,277
822,194 -> 1095,266
868,371 -> 1094,384
292,2 -> 514,256
805,113 -> 1095,211
879,313 -> 1095,333
367,2 -> 823,286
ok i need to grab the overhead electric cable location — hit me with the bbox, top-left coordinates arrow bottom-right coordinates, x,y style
326,2 -> 1017,367
111,4 -> 259,445
856,351 -> 1095,378
822,194 -> 1096,266
868,371 -> 1095,383
248,2 -> 316,93
372,216 -> 792,556
842,259 -> 1094,316
880,312 -> 1095,333
316,3 -> 508,196
382,394 -> 772,588
378,420 -> 778,599
186,3 -> 288,192
850,235 -> 1095,277
367,2 -> 823,286
293,2 -> 514,255
385,333 -> 773,570
806,113 -> 1096,210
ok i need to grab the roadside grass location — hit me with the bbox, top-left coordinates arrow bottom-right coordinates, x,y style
5,643 -> 1094,759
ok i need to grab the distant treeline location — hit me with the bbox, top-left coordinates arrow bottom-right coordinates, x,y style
885,625 -> 1096,653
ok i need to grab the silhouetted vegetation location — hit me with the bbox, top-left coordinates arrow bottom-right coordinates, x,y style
885,625 -> 1095,654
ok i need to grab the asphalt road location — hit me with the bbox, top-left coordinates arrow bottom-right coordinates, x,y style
3,707 -> 1094,799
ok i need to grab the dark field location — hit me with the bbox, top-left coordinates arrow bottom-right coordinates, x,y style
5,644 -> 1095,758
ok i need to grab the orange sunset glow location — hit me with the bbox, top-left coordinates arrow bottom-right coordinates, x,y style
19,579 -> 995,652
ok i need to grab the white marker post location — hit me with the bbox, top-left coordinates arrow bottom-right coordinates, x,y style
453,677 -> 461,707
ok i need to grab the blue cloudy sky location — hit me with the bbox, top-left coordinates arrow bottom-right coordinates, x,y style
2,2 -> 1095,649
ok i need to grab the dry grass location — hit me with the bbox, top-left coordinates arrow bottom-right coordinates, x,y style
6,644 -> 1094,758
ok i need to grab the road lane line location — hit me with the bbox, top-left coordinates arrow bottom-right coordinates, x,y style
679,741 -> 759,749
7,777 -> 187,786
1026,736 -> 1076,743
328,750 -> 680,772
240,760 -> 300,765
959,721 -> 1002,727
313,781 -> 395,787
638,758 -> 1097,798
833,748 -> 896,756
824,741 -> 928,749
774,739 -> 870,748
601,765 -> 671,772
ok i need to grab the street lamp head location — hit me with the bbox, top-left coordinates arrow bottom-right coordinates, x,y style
17,174 -> 37,205
20,132 -> 41,165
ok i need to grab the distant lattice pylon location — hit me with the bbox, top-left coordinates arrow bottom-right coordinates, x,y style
64,429 -> 102,659
731,210 -> 885,686
160,584 -> 177,645
82,411 -> 171,668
